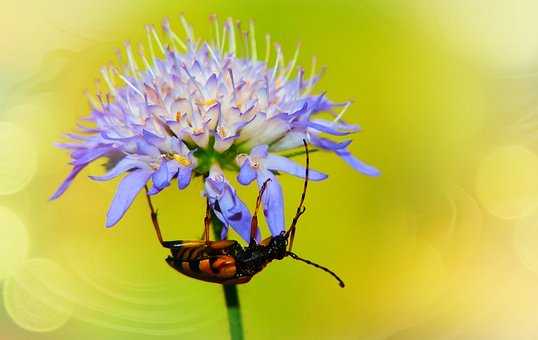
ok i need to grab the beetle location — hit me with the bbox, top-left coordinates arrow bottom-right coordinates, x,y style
144,140 -> 345,287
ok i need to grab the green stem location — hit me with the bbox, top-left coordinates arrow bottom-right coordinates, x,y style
211,215 -> 245,340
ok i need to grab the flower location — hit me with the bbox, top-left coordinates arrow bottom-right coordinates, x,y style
51,16 -> 378,241
236,144 -> 327,235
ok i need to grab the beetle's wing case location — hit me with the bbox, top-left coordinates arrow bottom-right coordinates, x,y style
165,240 -> 249,284
164,239 -> 238,259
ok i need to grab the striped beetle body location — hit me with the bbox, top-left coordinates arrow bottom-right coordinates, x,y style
145,141 -> 345,287
163,233 -> 288,285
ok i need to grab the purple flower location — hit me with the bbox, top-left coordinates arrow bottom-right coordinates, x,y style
51,16 -> 378,236
205,165 -> 258,242
236,145 -> 327,234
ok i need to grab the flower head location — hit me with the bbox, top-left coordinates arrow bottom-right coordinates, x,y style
52,16 -> 378,241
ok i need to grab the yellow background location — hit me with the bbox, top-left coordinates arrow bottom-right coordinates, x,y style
2,1 -> 538,339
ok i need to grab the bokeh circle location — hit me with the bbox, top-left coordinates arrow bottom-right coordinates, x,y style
475,145 -> 538,219
0,206 -> 29,281
0,121 -> 38,195
3,258 -> 75,332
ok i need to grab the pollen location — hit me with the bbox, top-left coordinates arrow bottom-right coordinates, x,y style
198,98 -> 217,107
173,154 -> 191,166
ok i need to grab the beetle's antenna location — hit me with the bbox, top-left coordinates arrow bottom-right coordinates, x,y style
287,251 -> 345,288
286,139 -> 309,252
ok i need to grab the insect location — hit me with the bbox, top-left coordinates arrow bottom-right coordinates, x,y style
144,140 -> 345,287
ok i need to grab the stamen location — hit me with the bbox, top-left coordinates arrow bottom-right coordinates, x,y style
264,34 -> 271,65
100,66 -> 117,97
163,18 -> 187,50
124,41 -> 139,78
145,25 -> 157,68
161,18 -> 177,51
84,90 -> 99,109
227,18 -> 236,56
114,48 -> 123,66
220,21 -> 228,55
297,67 -> 305,91
305,56 -> 317,95
205,43 -> 221,66
333,102 -> 351,123
236,20 -> 250,59
113,68 -> 144,98
180,14 -> 194,41
149,24 -> 165,54
228,68 -> 237,100
283,43 -> 301,83
210,14 -> 221,51
241,26 -> 250,59
249,19 -> 258,61
173,153 -> 191,166
271,44 -> 282,81
138,43 -> 156,79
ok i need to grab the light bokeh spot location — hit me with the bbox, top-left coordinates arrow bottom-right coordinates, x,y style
0,121 -> 38,195
0,206 -> 29,280
475,146 -> 538,219
515,215 -> 538,273
412,0 -> 538,72
4,258 -> 74,332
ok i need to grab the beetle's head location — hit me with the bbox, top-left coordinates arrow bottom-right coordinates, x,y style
267,232 -> 288,260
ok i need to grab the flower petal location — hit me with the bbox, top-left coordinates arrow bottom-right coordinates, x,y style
71,145 -> 112,165
152,160 -> 170,189
49,164 -> 85,200
218,186 -> 253,242
257,170 -> 285,235
136,140 -> 161,157
51,146 -> 112,199
309,134 -> 351,150
265,154 -> 327,181
204,170 -> 254,243
335,149 -> 380,176
106,170 -> 153,227
177,166 -> 192,189
237,161 -> 257,185
250,144 -> 269,158
89,157 -> 147,181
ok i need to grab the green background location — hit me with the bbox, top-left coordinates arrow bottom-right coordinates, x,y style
2,0 -> 538,339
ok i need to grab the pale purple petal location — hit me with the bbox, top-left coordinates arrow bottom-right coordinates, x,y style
51,146 -> 112,199
90,157 -> 147,181
265,154 -> 328,181
250,144 -> 269,158
310,134 -> 351,150
142,129 -> 165,147
305,121 -> 354,136
218,186 -> 253,242
71,145 -> 112,165
257,170 -> 285,235
335,149 -> 380,176
152,160 -> 170,189
204,172 -> 254,243
106,170 -> 153,227
50,165 -> 85,200
136,140 -> 160,157
177,166 -> 192,189
237,161 -> 257,185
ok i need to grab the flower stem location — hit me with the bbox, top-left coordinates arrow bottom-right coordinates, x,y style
211,215 -> 245,340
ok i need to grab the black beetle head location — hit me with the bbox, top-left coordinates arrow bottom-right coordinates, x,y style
268,233 -> 288,260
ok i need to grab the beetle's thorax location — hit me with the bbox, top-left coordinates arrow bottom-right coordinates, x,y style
235,233 -> 288,277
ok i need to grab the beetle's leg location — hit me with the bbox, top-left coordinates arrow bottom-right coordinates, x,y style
250,178 -> 271,245
144,185 -> 166,247
202,198 -> 211,244
286,140 -> 309,252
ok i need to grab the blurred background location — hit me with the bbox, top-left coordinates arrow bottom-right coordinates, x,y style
1,0 -> 538,339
